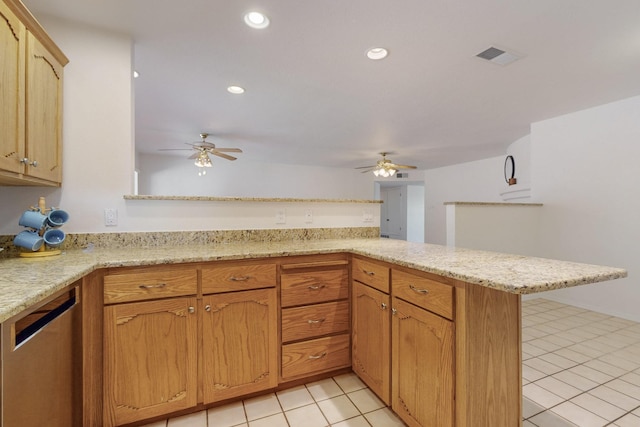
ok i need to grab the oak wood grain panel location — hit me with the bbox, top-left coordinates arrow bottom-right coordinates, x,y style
103,266 -> 197,304
82,271 -> 104,427
458,282 -> 522,427
352,257 -> 390,293
0,0 -> 25,177
103,297 -> 198,426
281,300 -> 350,343
202,288 -> 278,403
281,334 -> 350,379
392,269 -> 453,320
202,261 -> 276,293
392,297 -> 453,427
281,268 -> 348,307
352,281 -> 391,405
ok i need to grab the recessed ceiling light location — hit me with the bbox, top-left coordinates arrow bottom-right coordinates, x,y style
244,11 -> 270,29
133,70 -> 140,78
227,85 -> 245,94
366,47 -> 388,60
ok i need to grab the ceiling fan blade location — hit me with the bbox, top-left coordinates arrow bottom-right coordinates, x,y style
211,151 -> 237,161
210,147 -> 242,153
158,148 -> 192,151
355,165 -> 377,169
187,152 -> 200,159
389,164 -> 417,169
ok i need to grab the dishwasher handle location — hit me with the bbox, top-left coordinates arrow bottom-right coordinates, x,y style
15,290 -> 77,348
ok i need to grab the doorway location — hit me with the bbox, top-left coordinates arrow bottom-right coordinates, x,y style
376,182 -> 425,242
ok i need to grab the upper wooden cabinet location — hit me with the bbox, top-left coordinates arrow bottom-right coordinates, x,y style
0,0 -> 67,186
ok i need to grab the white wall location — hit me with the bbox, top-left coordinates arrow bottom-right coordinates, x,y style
446,204 -> 542,256
424,157 -> 505,245
0,17 -> 379,235
138,153 -> 373,199
530,95 -> 640,321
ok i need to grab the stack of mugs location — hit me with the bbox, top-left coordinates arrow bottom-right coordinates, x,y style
14,205 -> 69,252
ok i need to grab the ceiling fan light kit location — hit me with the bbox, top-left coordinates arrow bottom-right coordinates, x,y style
158,133 -> 243,170
356,152 -> 417,177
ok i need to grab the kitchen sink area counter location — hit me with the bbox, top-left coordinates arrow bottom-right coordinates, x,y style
0,236 -> 628,427
0,238 -> 627,323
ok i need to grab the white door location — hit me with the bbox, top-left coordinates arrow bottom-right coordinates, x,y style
381,186 -> 405,240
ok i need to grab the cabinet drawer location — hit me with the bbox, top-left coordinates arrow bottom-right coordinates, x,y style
352,257 -> 390,293
282,334 -> 350,379
281,301 -> 350,343
281,269 -> 348,307
202,262 -> 276,293
104,267 -> 197,304
392,269 -> 453,320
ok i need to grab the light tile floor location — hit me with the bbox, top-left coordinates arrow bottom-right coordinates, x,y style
522,298 -> 640,427
142,298 -> 640,427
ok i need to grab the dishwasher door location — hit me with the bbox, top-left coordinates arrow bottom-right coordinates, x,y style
1,283 -> 81,427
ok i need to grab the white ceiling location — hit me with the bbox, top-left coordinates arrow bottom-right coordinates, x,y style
23,0 -> 640,170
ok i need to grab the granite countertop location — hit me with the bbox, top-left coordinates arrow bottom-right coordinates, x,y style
0,239 -> 627,323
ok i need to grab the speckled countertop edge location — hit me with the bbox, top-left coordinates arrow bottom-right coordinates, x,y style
0,239 -> 627,323
124,195 -> 383,203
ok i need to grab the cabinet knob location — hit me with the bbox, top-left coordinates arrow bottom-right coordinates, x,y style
20,158 -> 38,167
188,306 -> 195,314
205,304 -> 211,312
392,308 -> 397,316
381,302 -> 387,310
363,270 -> 376,276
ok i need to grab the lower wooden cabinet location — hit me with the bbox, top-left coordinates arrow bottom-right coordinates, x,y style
103,297 -> 198,426
202,288 -> 278,403
392,297 -> 454,427
352,281 -> 391,405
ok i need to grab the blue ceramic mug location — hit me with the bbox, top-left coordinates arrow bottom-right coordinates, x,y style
14,230 -> 44,251
47,208 -> 69,228
43,228 -> 66,248
19,210 -> 48,230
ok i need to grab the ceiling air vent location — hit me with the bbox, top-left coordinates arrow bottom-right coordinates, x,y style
476,46 -> 520,66
396,172 -> 409,179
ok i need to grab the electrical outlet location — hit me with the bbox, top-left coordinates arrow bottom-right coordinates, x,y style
304,209 -> 313,223
275,209 -> 286,224
362,209 -> 373,223
104,208 -> 118,226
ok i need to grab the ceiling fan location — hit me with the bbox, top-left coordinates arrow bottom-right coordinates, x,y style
356,152 -> 417,177
158,133 -> 243,167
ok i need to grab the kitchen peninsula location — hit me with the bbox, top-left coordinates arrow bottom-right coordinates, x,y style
0,237 -> 627,427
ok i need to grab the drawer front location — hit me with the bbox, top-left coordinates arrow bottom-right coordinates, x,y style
281,269 -> 348,307
104,268 -> 197,304
281,301 -> 350,343
392,269 -> 453,320
282,334 -> 350,379
202,262 -> 276,293
352,257 -> 390,293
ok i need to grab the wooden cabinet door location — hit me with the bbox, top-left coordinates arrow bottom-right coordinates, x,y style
202,288 -> 278,403
25,32 -> 63,183
104,297 -> 198,427
392,297 -> 453,427
0,1 -> 25,175
352,281 -> 391,405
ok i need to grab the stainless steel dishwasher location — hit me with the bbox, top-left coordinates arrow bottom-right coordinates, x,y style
1,282 -> 82,427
